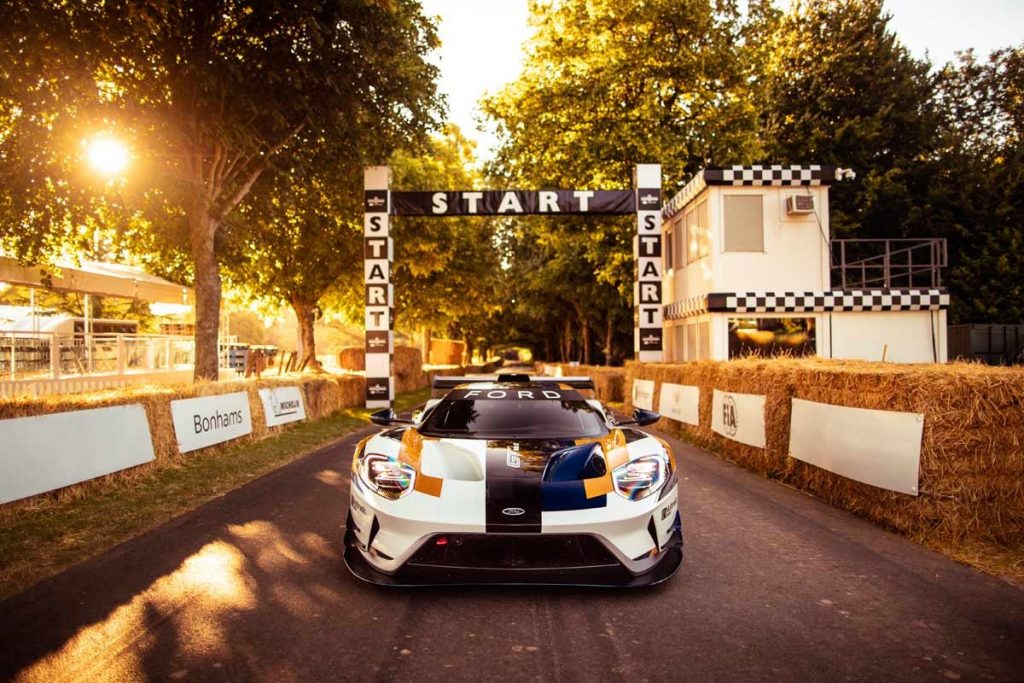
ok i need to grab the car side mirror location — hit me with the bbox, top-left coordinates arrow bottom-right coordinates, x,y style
616,408 -> 661,427
370,408 -> 414,426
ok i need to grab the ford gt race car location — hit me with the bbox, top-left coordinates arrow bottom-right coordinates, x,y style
343,374 -> 683,586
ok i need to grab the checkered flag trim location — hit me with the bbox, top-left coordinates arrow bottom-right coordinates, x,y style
664,165 -> 841,220
709,289 -> 949,314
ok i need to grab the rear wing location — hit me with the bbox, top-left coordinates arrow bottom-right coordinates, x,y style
430,375 -> 595,398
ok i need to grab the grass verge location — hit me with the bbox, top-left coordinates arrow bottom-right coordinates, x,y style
0,386 -> 430,600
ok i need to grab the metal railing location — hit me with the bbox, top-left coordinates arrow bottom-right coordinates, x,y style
831,238 -> 947,289
0,332 -> 199,381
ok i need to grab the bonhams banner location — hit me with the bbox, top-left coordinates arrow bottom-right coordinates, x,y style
659,383 -> 699,425
789,398 -> 923,496
632,379 -> 655,411
171,391 -> 253,454
711,389 -> 766,448
258,386 -> 307,428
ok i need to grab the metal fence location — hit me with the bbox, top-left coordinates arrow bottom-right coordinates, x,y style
831,238 -> 947,289
948,324 -> 1024,365
0,332 -> 197,381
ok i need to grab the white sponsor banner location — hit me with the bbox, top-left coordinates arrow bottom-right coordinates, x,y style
711,389 -> 766,448
789,398 -> 923,496
0,404 -> 155,504
171,391 -> 253,453
258,386 -> 307,428
632,379 -> 655,411
659,383 -> 699,425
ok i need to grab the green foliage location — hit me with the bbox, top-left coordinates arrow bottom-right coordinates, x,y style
0,0 -> 444,377
760,0 -> 940,238
483,0 -> 765,361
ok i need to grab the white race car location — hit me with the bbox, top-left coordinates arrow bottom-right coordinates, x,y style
344,374 -> 683,586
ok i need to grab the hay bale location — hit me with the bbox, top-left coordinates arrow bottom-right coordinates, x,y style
429,338 -> 465,365
0,373 -> 369,515
338,346 -> 365,371
620,357 -> 1024,548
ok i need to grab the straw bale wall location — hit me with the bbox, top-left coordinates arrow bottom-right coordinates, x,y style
599,359 -> 1024,547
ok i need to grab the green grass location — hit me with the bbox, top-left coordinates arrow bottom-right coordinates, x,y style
0,386 -> 431,600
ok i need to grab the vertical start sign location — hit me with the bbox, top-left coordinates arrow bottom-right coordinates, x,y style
634,164 -> 663,361
364,166 -> 394,408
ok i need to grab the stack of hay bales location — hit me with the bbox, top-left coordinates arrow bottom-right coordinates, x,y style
337,346 -> 365,371
428,338 -> 465,365
620,358 -> 1024,547
0,374 -> 365,510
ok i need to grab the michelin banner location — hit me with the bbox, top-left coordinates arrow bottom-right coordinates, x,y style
659,383 -> 699,425
632,379 -> 655,411
171,391 -> 253,453
711,389 -> 766,448
0,404 -> 155,504
789,398 -> 923,496
258,386 -> 307,427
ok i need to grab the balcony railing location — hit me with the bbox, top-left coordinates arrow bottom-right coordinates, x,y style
831,238 -> 947,289
0,332 -> 200,381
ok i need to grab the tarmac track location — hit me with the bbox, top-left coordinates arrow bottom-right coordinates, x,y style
1,423 -> 1022,682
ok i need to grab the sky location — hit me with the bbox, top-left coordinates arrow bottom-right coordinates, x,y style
419,0 -> 1024,163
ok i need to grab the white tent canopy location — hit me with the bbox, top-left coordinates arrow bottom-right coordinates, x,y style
0,257 -> 193,306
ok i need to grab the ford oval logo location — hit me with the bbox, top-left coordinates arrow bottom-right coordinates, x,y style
502,507 -> 526,516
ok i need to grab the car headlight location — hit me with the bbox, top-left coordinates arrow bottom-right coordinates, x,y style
612,454 -> 668,501
359,454 -> 416,499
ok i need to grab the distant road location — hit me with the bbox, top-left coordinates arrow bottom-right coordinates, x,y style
1,426 -> 1022,682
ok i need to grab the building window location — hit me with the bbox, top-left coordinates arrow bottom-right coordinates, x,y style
686,323 -> 698,361
685,209 -> 698,263
673,216 -> 685,268
664,230 -> 673,271
728,317 -> 816,358
699,321 -> 710,359
723,195 -> 764,252
697,200 -> 711,259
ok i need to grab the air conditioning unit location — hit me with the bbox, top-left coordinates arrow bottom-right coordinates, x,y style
785,195 -> 815,215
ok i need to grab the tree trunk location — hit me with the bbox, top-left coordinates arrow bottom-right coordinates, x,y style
190,206 -> 222,381
544,335 -> 552,362
562,316 -> 571,363
290,295 -> 322,372
421,326 -> 431,365
604,317 -> 614,366
582,320 -> 591,365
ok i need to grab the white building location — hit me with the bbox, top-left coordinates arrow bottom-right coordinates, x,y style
660,165 -> 948,363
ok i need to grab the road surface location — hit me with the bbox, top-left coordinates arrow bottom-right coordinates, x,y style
1,425 -> 1022,682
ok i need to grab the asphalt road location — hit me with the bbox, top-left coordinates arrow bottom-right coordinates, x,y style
2,424 -> 1022,683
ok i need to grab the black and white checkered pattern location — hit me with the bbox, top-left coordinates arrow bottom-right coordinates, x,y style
664,289 -> 948,319
663,165 -> 841,220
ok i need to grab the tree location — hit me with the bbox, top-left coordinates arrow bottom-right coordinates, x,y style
760,0 -> 940,238
0,1 -> 442,379
226,153 -> 364,371
928,46 -> 1024,323
483,0 -> 764,362
325,126 -> 504,357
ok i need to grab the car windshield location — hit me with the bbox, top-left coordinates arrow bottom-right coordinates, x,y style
418,387 -> 608,439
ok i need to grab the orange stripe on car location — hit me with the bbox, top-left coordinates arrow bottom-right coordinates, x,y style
400,428 -> 444,497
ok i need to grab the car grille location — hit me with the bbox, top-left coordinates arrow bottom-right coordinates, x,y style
406,533 -> 621,570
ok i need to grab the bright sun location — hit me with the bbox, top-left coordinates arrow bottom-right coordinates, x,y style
85,135 -> 129,176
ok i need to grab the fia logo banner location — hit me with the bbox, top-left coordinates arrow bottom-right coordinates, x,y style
722,395 -> 738,436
